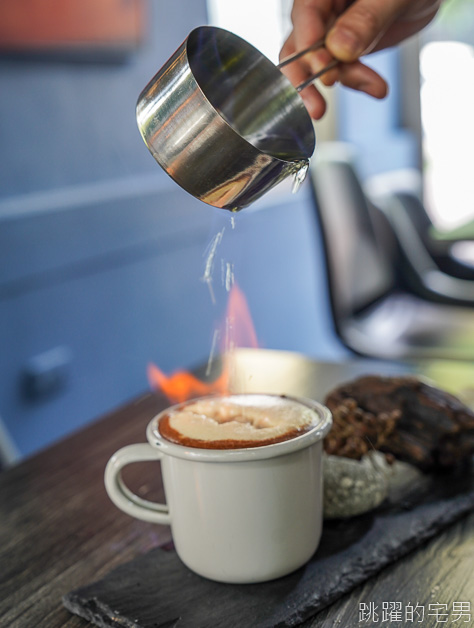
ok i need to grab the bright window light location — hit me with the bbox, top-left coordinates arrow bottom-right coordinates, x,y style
420,0 -> 474,230
421,41 -> 474,230
207,0 -> 291,63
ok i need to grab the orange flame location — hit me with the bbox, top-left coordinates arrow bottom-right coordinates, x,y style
225,283 -> 259,349
148,282 -> 258,403
147,362 -> 230,404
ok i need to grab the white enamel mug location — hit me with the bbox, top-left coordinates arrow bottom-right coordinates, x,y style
104,394 -> 332,583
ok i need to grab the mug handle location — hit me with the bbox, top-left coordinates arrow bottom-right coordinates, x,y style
104,443 -> 171,525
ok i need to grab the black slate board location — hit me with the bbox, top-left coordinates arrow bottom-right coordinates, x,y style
63,465 -> 474,628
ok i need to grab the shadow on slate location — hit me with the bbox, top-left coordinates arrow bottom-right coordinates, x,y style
63,466 -> 474,628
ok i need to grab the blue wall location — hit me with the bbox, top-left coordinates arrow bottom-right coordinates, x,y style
338,48 -> 418,179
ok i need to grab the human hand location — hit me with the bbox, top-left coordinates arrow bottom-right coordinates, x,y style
281,0 -> 442,119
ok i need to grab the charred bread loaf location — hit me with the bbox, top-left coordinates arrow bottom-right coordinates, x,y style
324,375 -> 474,471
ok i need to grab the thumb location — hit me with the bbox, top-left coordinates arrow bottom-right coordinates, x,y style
325,0 -> 408,61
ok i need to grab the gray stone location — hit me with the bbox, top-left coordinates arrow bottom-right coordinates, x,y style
323,452 -> 391,519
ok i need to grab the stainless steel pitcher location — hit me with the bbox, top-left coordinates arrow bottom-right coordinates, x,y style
136,26 -> 316,211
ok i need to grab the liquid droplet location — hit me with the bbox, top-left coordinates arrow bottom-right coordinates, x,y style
206,328 -> 221,377
225,262 -> 235,292
292,161 -> 309,194
224,315 -> 235,355
201,228 -> 225,304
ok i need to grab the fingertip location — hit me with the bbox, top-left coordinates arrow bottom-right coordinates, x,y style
363,77 -> 389,99
378,80 -> 389,99
299,87 -> 327,120
320,76 -> 337,87
319,67 -> 339,87
337,61 -> 389,100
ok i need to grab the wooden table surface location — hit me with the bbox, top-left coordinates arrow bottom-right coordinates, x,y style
1,348 -> 473,628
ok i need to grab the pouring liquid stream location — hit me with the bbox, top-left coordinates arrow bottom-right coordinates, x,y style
201,211 -> 258,392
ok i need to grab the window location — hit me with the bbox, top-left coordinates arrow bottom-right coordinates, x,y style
207,0 -> 291,63
420,0 -> 474,229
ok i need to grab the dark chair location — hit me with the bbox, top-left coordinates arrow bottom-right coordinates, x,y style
383,191 -> 474,281
310,143 -> 474,361
373,190 -> 474,305
366,171 -> 474,279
